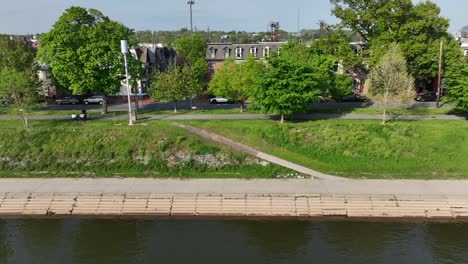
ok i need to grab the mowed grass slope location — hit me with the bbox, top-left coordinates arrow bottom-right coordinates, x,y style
0,120 -> 294,178
183,120 -> 468,179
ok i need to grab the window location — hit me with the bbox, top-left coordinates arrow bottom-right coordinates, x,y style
249,47 -> 257,57
263,47 -> 270,58
209,48 -> 217,59
209,63 -> 216,74
223,47 -> 230,58
235,47 -> 243,59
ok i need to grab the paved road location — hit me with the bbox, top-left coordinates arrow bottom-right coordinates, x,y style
1,178 -> 468,196
1,113 -> 466,121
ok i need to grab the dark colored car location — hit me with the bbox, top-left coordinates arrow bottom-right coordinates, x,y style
55,97 -> 80,105
414,92 -> 437,102
341,93 -> 368,102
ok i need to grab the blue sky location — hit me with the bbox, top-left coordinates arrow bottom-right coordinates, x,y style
0,0 -> 465,34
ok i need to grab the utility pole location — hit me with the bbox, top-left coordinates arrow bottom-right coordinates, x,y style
121,40 -> 134,125
187,0 -> 195,32
436,39 -> 443,108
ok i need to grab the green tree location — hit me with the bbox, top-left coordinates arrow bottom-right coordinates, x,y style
0,35 -> 41,128
37,6 -> 143,114
363,44 -> 414,124
331,74 -> 354,101
0,68 -> 41,128
172,33 -> 208,98
445,56 -> 468,110
149,65 -> 192,113
252,43 -> 332,123
330,0 -> 459,83
209,56 -> 265,112
0,35 -> 37,73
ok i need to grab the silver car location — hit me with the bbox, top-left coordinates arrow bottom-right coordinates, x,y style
83,95 -> 103,105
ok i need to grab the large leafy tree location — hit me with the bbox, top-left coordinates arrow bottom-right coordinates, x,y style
252,43 -> 335,123
364,44 -> 414,124
445,56 -> 468,111
149,65 -> 192,113
172,33 -> 208,98
209,56 -> 265,112
0,35 -> 41,128
37,6 -> 142,114
330,0 -> 460,83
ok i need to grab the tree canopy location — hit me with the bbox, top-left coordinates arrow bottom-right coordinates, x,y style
251,43 -> 335,122
149,65 -> 193,113
364,43 -> 414,124
209,56 -> 265,112
330,0 -> 460,83
445,56 -> 468,111
172,33 -> 208,96
37,6 -> 143,114
0,35 -> 41,128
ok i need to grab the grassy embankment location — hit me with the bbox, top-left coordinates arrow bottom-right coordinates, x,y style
0,119 -> 296,178
182,119 -> 468,179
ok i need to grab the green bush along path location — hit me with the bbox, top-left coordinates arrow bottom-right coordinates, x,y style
0,120 -> 295,178
182,119 -> 468,179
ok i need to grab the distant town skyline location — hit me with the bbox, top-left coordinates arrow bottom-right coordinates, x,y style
0,0 -> 466,35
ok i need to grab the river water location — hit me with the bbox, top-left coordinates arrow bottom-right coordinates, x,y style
0,220 -> 467,264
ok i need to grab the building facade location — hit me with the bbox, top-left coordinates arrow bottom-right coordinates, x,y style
205,42 -> 287,79
117,44 -> 177,96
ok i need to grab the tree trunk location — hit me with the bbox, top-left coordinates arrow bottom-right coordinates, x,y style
102,94 -> 108,115
280,114 -> 284,124
173,101 -> 177,113
239,102 -> 244,113
382,92 -> 388,125
382,108 -> 386,125
22,114 -> 29,128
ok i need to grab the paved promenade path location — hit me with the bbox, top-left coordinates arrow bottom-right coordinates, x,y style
1,178 -> 468,220
0,113 -> 466,121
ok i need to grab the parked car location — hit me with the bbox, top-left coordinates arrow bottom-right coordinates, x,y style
341,93 -> 368,102
83,95 -> 104,105
414,92 -> 437,102
55,97 -> 80,105
209,97 -> 233,104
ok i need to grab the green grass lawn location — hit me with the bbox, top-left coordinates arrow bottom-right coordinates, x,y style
182,119 -> 468,179
0,119 -> 296,178
309,107 -> 466,115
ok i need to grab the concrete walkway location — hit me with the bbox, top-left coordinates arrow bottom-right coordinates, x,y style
1,178 -> 468,196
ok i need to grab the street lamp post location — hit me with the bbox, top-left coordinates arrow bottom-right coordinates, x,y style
121,40 -> 134,125
187,0 -> 195,32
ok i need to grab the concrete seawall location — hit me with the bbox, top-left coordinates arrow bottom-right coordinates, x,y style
1,192 -> 468,221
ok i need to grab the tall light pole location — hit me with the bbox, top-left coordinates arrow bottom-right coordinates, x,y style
187,0 -> 195,32
436,39 -> 444,109
121,40 -> 134,125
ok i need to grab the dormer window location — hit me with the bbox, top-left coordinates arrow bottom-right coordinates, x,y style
263,47 -> 270,58
235,47 -> 243,59
223,47 -> 230,58
209,48 -> 217,59
249,47 -> 257,57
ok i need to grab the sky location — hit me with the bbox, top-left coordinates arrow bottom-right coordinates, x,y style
0,0 -> 465,35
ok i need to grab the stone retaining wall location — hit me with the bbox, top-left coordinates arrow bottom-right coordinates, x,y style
1,193 -> 468,220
